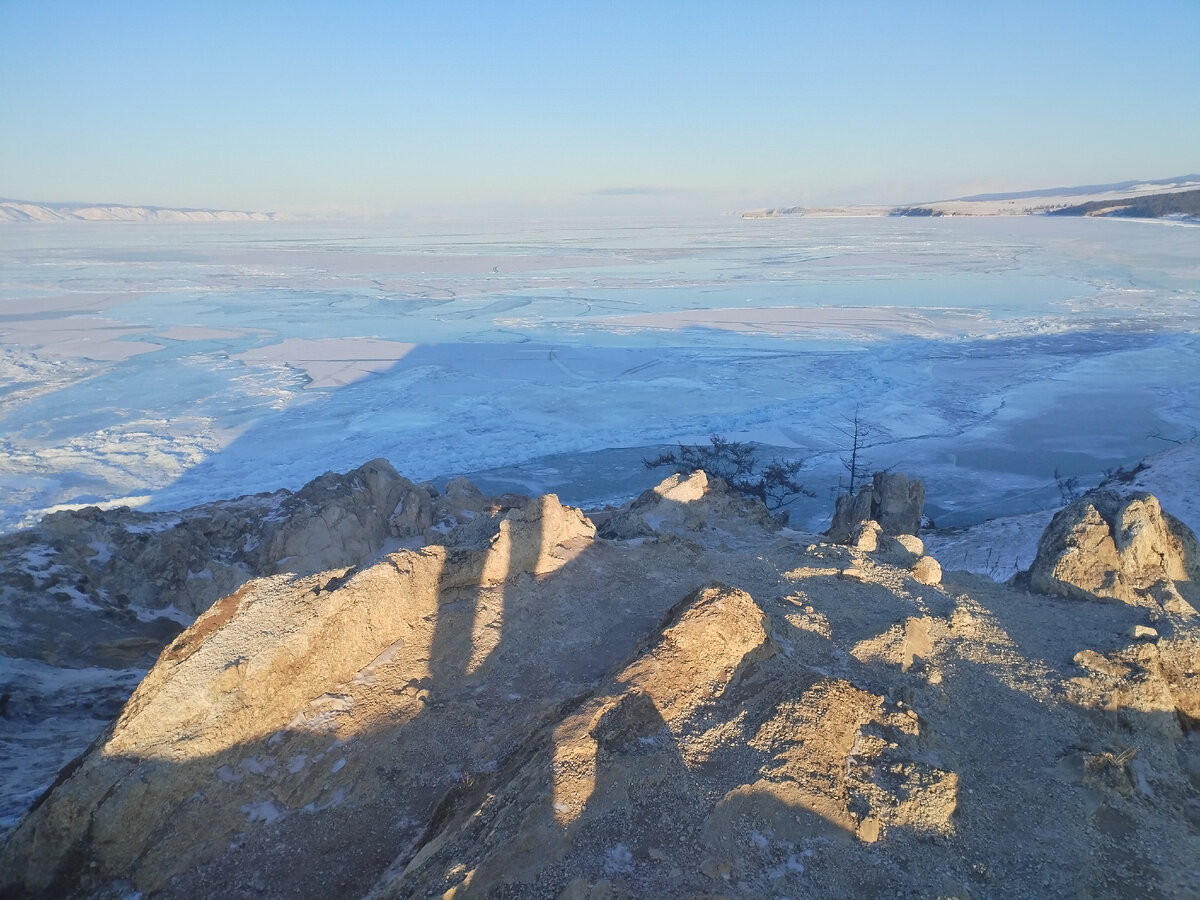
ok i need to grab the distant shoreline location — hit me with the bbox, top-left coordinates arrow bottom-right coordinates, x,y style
744,175 -> 1200,221
0,199 -> 276,224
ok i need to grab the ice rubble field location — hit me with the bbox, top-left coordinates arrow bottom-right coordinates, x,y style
1,216 -> 1197,536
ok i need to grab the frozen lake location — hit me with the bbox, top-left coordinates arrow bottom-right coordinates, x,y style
1,216 -> 1197,533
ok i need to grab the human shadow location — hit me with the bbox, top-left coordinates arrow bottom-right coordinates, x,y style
6,470 -> 1197,899
0,480 -> 632,897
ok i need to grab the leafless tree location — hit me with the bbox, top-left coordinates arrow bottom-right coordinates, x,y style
833,408 -> 882,495
644,434 -> 813,517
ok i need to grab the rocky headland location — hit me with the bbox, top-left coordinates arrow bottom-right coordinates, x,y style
1,457 -> 1198,898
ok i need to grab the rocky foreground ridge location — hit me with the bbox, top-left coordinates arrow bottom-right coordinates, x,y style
1,461 -> 1198,898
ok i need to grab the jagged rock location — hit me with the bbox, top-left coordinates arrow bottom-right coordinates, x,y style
829,472 -> 925,543
2,462 -> 517,630
599,470 -> 777,541
0,493 -> 599,897
0,461 -> 551,844
5,475 -> 1200,900
830,484 -> 874,542
34,495 -> 278,617
422,477 -> 531,541
441,493 -> 597,588
257,458 -> 414,576
431,475 -> 487,529
388,483 -> 435,539
16,459 -> 423,620
1024,491 -> 1199,611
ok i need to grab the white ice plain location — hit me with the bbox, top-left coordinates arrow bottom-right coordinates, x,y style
1,216 -> 1197,545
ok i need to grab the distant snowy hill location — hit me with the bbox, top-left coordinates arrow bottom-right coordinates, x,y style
0,199 -> 276,223
1045,188 -> 1200,220
953,175 -> 1200,202
746,175 -> 1200,219
892,174 -> 1200,218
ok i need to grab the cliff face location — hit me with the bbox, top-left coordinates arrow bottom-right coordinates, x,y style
2,472 -> 1199,898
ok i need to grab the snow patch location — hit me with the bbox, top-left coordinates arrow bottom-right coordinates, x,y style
242,798 -> 284,824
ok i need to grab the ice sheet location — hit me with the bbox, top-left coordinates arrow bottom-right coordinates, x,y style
1,217 -> 1197,534
235,337 -> 417,388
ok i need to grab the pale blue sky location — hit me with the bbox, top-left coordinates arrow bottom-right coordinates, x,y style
1,0 -> 1197,216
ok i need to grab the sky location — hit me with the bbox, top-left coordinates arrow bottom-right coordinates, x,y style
1,0 -> 1198,217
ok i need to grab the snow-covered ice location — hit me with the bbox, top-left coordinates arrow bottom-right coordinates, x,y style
1,216 -> 1197,535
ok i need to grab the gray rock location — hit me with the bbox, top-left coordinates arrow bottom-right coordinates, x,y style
390,483 -> 435,539
830,472 -> 925,543
257,457 -> 413,575
7,459 -> 426,622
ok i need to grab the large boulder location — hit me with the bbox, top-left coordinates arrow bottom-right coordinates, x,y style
1023,490 -> 1199,611
829,472 -> 925,543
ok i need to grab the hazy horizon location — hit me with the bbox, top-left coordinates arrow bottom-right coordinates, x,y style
4,170 -> 1200,222
2,1 -> 1198,218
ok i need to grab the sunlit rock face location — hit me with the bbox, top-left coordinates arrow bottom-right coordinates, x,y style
3,471 -> 1199,899
1024,490 -> 1199,613
0,492 -> 597,896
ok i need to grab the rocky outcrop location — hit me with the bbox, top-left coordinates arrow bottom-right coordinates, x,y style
0,461 -> 520,839
16,458 -> 422,622
597,470 -> 777,541
2,458 -> 535,639
1023,490 -> 1199,613
3,471 -> 1199,898
255,458 -> 415,575
0,492 -> 598,896
829,472 -> 925,543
